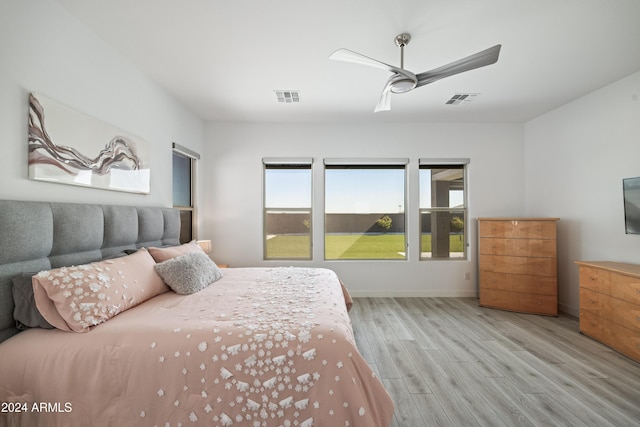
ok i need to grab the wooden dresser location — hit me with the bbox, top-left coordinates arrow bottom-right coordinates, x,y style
478,218 -> 559,316
576,261 -> 640,363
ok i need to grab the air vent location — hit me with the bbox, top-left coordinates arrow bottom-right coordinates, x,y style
274,90 -> 300,103
446,93 -> 479,105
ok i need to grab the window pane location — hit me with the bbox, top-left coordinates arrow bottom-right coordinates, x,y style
264,166 -> 312,260
419,165 -> 464,208
419,165 -> 466,260
179,210 -> 193,244
325,166 -> 406,260
419,209 -> 466,259
264,168 -> 311,208
173,152 -> 191,207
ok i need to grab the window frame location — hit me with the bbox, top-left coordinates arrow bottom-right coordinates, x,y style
419,158 -> 469,261
172,143 -> 200,243
323,158 -> 409,261
262,158 -> 314,261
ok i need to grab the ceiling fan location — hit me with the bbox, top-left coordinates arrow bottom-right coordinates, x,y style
329,33 -> 501,112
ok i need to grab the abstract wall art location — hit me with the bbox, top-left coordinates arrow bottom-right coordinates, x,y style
28,92 -> 151,194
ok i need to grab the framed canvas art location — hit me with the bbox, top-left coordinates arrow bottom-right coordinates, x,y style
28,92 -> 151,194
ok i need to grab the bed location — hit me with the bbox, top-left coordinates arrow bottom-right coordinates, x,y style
0,200 -> 394,427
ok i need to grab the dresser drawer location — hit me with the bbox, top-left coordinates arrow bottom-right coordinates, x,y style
480,288 -> 557,316
614,323 -> 640,361
609,271 -> 640,305
580,310 -> 640,362
610,297 -> 640,333
480,254 -> 557,277
478,220 -> 556,239
579,287 -> 612,317
580,309 -> 611,344
479,237 -> 556,257
581,289 -> 640,332
579,266 -> 611,295
480,271 -> 556,295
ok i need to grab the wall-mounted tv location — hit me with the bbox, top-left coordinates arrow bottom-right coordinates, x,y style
623,177 -> 640,234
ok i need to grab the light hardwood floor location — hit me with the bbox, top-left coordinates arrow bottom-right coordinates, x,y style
349,297 -> 640,427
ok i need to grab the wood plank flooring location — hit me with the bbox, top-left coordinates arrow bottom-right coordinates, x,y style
349,297 -> 640,427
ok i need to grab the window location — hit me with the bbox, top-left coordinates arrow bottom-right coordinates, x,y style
172,143 -> 199,243
324,159 -> 407,260
263,158 -> 313,260
419,159 -> 468,260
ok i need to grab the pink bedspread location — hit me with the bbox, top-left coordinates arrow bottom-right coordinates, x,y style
0,267 -> 393,427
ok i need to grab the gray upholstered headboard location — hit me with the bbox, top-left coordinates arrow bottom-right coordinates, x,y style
0,200 -> 180,343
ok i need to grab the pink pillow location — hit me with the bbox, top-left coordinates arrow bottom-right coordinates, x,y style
32,248 -> 168,332
147,241 -> 203,263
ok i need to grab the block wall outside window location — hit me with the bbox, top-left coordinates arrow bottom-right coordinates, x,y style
263,158 -> 313,260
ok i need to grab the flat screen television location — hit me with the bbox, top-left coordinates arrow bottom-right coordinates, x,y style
623,177 -> 640,234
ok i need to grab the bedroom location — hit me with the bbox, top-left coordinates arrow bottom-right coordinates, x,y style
1,0 -> 639,426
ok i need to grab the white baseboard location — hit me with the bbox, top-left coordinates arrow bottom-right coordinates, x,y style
558,302 -> 579,318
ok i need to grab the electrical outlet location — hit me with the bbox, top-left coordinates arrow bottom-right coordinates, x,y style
464,272 -> 471,280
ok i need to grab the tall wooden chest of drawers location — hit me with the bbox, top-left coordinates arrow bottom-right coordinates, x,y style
478,218 -> 559,316
576,261 -> 640,363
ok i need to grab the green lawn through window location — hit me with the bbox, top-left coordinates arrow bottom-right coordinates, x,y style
325,234 -> 406,259
265,233 -> 464,259
265,235 -> 311,259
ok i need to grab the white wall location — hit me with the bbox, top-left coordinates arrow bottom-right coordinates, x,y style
0,0 -> 204,209
524,70 -> 640,316
203,122 -> 524,296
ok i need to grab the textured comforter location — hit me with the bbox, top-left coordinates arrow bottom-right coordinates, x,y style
0,267 -> 393,427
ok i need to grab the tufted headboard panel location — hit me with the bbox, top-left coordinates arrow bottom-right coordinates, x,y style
0,200 -> 180,343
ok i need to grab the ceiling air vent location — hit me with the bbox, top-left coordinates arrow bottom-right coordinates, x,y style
446,93 -> 479,105
274,90 -> 300,103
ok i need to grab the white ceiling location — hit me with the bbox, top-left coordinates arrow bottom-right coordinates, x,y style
53,0 -> 640,124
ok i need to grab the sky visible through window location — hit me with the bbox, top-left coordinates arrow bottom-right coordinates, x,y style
265,168 -> 463,213
325,169 -> 404,213
265,169 -> 311,208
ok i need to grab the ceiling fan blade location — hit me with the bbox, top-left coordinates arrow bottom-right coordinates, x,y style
374,78 -> 394,112
415,44 -> 501,88
329,48 -> 402,74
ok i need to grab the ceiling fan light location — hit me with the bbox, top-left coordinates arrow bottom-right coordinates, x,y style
390,79 -> 416,94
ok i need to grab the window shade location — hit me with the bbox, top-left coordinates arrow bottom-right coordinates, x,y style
324,158 -> 409,166
263,157 -> 313,167
419,158 -> 469,166
172,142 -> 200,160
